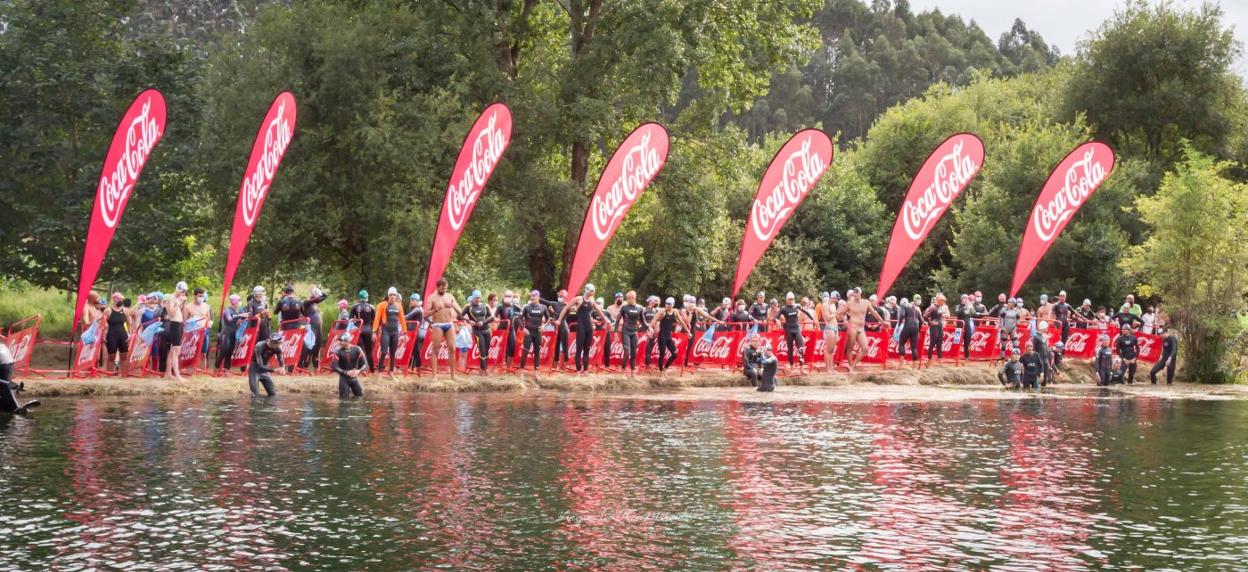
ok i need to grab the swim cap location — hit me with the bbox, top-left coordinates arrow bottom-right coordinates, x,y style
820,291 -> 830,300
283,284 -> 295,294
229,294 -> 241,304
558,289 -> 568,298
665,297 -> 675,305
1040,294 -> 1048,301
358,289 -> 368,299
253,286 -> 265,294
756,291 -> 765,297
269,333 -> 284,344
311,287 -> 324,298
1012,348 -> 1021,356
471,290 -> 482,300
136,294 -> 148,305
585,283 -> 596,293
648,295 -> 660,304
531,290 -> 541,297
1055,342 -> 1065,349
339,333 -> 352,342
338,299 -> 348,309
785,292 -> 795,299
1059,290 -> 1067,297
410,293 -> 421,301
831,291 -> 841,299
615,292 -> 624,299
387,286 -> 399,297
1083,299 -> 1092,306
175,281 -> 188,293
722,297 -> 731,305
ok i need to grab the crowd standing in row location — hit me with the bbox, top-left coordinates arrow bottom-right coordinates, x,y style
75,278 -> 1181,396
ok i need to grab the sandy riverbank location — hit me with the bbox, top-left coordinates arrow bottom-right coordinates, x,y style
14,360 -> 1239,401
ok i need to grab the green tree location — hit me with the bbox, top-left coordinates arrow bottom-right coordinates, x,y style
1123,145 -> 1248,383
1065,1 -> 1241,163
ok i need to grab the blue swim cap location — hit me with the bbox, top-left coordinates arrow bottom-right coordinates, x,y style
471,290 -> 482,300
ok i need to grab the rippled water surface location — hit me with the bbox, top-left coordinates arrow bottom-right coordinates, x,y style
2,393 -> 1248,570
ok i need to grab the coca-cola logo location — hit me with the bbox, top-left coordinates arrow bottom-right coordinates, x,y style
968,330 -> 992,352
98,96 -> 163,229
750,136 -> 829,242
77,342 -> 99,366
1065,332 -> 1090,353
1032,148 -> 1110,242
241,97 -> 295,227
902,139 -> 981,241
448,110 -> 508,231
863,335 -> 883,359
280,332 -> 302,361
591,129 -> 663,240
693,335 -> 734,360
179,334 -> 199,360
1137,336 -> 1157,356
233,332 -> 253,359
8,332 -> 33,364
395,334 -> 411,361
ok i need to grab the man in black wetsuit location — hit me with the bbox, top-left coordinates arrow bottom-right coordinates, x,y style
299,287 -> 328,370
460,290 -> 495,374
756,341 -> 779,392
895,298 -> 922,363
748,291 -> 770,332
998,348 -> 1022,389
774,292 -> 814,370
276,285 -> 304,330
1052,290 -> 1075,344
1115,325 -> 1140,384
248,333 -> 283,398
1075,299 -> 1096,328
247,286 -> 272,346
350,290 -> 376,372
216,294 -> 249,373
615,291 -> 645,378
1020,342 -> 1043,390
518,290 -> 550,377
331,333 -> 367,399
1094,335 -> 1114,386
542,290 -> 570,369
1150,326 -> 1179,384
1113,304 -> 1144,331
741,336 -> 761,387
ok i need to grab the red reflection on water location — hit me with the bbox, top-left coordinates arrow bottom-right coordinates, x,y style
61,401 -> 134,565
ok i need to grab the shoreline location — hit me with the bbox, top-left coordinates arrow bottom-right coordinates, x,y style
13,362 -> 1244,401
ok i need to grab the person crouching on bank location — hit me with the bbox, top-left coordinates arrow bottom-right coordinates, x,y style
332,333 -> 367,399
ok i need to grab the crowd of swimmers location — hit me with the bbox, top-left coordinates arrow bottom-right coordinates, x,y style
57,278 -> 1182,401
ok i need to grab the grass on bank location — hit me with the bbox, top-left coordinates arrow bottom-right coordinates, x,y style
0,283 -> 75,339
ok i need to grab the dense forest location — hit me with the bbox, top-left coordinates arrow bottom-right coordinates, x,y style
1,0 -> 1246,379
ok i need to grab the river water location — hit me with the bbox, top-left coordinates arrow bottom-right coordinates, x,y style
1,392 -> 1247,570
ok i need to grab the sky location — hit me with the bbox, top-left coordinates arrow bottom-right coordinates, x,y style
907,0 -> 1248,77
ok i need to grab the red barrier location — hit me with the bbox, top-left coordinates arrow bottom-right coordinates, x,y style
177,328 -> 207,375
70,333 -> 105,378
277,318 -> 308,372
230,320 -> 261,370
688,329 -> 744,368
126,319 -> 160,377
4,315 -> 40,376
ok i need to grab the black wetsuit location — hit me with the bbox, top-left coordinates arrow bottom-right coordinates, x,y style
380,302 -> 404,373
1053,302 -> 1074,343
105,306 -> 129,355
277,295 -> 304,330
1,344 -> 32,413
573,302 -> 597,372
1020,351 -> 1043,389
299,292 -> 328,368
617,303 -> 644,371
998,359 -> 1022,388
757,352 -> 778,392
1116,333 -> 1139,384
1151,334 -> 1178,384
1031,331 -> 1052,386
519,303 -> 548,371
406,306 -> 425,370
248,298 -> 271,341
543,298 -> 570,367
1094,346 -> 1114,386
741,346 -> 760,387
683,308 -> 702,367
642,306 -> 659,366
332,345 -> 367,398
248,342 -> 280,397
655,310 -> 679,371
216,306 -> 247,370
350,302 -> 376,371
748,302 -> 769,332
924,306 -> 945,359
728,309 -> 753,330
496,303 -> 521,366
461,304 -> 494,371
955,304 -> 977,359
896,304 -> 922,362
1114,311 -> 1143,331
776,304 -> 812,366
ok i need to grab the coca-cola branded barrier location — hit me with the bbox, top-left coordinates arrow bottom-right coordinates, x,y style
1011,141 -> 1115,296
221,92 -> 298,311
4,316 -> 40,376
565,123 -> 670,297
177,329 -> 206,374
71,334 -> 105,378
230,320 -> 261,370
373,328 -> 419,373
877,133 -> 984,299
126,320 -> 158,376
73,90 -> 167,329
423,103 -> 513,300
277,319 -> 308,370
1056,326 -> 1162,363
319,319 -> 362,373
732,129 -> 834,296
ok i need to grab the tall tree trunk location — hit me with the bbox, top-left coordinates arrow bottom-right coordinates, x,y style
558,141 -> 591,288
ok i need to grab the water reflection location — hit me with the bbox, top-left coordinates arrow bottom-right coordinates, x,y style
1,394 -> 1247,569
